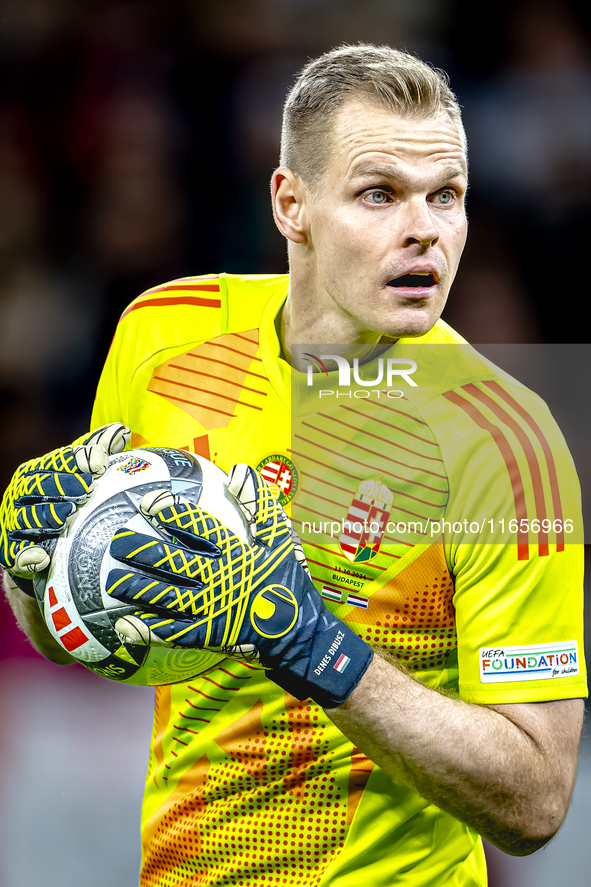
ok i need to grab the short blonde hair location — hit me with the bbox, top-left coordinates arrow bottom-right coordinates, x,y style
281,44 -> 463,192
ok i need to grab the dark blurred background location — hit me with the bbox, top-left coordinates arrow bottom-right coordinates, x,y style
0,2 -> 590,885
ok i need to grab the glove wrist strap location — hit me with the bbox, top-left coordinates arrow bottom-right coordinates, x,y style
266,622 -> 373,708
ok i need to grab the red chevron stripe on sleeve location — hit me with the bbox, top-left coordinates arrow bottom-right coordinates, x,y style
443,389 -> 530,560
483,380 -> 565,551
463,383 -> 551,557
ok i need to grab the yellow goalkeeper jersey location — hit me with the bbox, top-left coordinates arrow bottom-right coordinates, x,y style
92,273 -> 586,887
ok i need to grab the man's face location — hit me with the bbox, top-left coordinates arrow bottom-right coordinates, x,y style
300,101 -> 468,341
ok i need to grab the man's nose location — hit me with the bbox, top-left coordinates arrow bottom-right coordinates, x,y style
401,198 -> 439,249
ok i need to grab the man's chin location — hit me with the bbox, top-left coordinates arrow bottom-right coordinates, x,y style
376,308 -> 442,340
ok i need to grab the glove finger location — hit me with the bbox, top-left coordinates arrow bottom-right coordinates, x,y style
139,489 -> 179,519
114,613 -> 155,645
227,463 -> 264,523
140,508 -> 263,604
141,493 -> 234,556
12,542 -> 51,575
114,612 -> 202,648
70,424 -> 131,477
72,423 -> 130,454
227,464 -> 287,531
26,446 -> 86,476
106,568 -> 205,617
227,463 -> 290,548
12,501 -> 76,535
73,444 -> 110,478
17,470 -> 94,503
109,529 -> 213,587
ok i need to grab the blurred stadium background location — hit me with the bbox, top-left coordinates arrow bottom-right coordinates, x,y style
0,1 -> 590,885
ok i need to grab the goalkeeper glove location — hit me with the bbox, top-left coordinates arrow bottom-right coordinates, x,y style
108,464 -> 373,708
0,423 -> 130,586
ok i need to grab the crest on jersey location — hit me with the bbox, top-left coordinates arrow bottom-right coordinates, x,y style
256,455 -> 298,506
339,477 -> 393,563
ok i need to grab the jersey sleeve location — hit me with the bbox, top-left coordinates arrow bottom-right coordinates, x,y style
91,276 -> 227,436
425,378 -> 587,704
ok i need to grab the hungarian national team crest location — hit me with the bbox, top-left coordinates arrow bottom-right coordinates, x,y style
339,477 -> 393,563
256,454 -> 298,506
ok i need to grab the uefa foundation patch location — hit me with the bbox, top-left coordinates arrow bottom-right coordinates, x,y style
256,454 -> 298,506
480,641 -> 579,682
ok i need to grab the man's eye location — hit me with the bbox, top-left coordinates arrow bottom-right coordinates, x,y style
365,190 -> 390,204
436,190 -> 456,205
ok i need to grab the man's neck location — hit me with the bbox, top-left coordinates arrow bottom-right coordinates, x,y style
280,290 -> 392,373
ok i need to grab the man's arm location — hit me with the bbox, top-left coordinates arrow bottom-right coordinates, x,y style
105,464 -> 585,855
2,569 -> 76,664
326,649 -> 584,856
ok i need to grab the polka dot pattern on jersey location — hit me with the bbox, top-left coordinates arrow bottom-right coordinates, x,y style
140,689 -> 372,887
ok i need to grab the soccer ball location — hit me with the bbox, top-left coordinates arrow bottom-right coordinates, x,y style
32,448 -> 249,685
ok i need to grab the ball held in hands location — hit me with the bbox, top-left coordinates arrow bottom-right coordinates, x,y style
107,464 -> 373,707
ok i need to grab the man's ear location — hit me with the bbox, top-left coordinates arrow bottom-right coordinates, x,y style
271,168 -> 309,244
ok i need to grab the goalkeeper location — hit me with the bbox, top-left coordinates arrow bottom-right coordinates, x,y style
1,43 -> 587,887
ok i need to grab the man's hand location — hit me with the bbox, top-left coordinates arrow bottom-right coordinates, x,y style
0,423 -> 130,580
107,464 -> 373,708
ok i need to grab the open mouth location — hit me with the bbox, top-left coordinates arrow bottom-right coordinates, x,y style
388,273 -> 437,288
